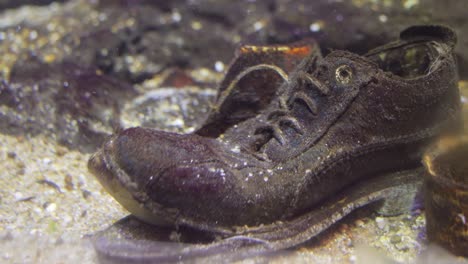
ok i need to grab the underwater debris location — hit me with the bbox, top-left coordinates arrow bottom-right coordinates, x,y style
423,135 -> 468,257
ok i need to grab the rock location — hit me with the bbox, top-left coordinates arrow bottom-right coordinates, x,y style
375,217 -> 386,230
390,235 -> 402,244
0,59 -> 137,152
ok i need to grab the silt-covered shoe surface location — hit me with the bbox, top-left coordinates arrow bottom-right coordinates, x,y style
88,25 -> 462,256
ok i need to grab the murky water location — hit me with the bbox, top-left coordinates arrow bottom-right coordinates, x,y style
1,1 -> 468,263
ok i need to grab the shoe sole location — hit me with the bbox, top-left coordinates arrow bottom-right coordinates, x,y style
94,167 -> 423,263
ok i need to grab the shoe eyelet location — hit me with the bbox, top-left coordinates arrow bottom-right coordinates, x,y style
335,65 -> 353,84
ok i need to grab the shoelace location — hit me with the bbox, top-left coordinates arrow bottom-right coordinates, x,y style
252,57 -> 355,149
253,69 -> 329,146
216,54 -> 354,154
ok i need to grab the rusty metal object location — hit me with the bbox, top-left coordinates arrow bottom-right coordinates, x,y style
423,136 -> 468,257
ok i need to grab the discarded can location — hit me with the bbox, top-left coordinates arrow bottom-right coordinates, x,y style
423,136 -> 468,257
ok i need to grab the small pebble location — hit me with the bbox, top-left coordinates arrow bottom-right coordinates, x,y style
82,189 -> 92,199
1,232 -> 13,241
389,224 -> 399,232
64,174 -> 74,191
378,14 -> 388,23
17,196 -> 35,202
395,243 -> 410,251
375,217 -> 386,229
37,179 -> 62,193
309,21 -> 323,32
214,61 -> 224,72
7,151 -> 16,159
45,202 -> 57,213
355,219 -> 365,227
55,147 -> 67,156
14,192 -> 23,201
390,235 -> 402,244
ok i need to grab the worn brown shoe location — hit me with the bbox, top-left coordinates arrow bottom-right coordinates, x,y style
89,25 -> 462,247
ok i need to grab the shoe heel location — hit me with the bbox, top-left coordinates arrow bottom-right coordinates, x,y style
372,170 -> 423,216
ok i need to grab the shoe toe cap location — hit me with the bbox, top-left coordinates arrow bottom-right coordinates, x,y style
88,127 -> 238,224
104,127 -> 220,186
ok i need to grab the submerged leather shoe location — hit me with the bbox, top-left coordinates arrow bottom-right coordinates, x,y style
89,25 -> 462,242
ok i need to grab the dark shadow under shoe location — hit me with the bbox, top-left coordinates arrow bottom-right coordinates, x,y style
88,25 -> 463,262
